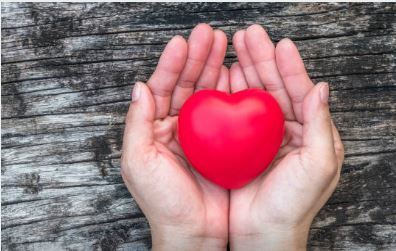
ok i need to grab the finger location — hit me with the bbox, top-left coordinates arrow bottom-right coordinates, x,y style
282,121 -> 303,147
153,116 -> 178,146
245,24 -> 294,120
278,122 -> 303,159
195,29 -> 228,91
276,38 -> 314,123
230,62 -> 248,93
216,65 -> 230,93
301,82 -> 336,172
147,36 -> 188,119
123,82 -> 155,157
170,24 -> 214,115
232,30 -> 262,88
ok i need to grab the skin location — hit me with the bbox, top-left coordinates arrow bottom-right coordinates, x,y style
121,23 -> 344,251
121,24 -> 229,251
229,24 -> 344,250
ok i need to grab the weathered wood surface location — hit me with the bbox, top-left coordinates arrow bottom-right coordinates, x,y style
1,2 -> 396,250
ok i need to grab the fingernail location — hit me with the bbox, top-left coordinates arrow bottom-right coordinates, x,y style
132,82 -> 141,102
319,82 -> 329,103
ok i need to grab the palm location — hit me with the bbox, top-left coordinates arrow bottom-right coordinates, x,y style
230,120 -> 312,233
149,115 -> 228,236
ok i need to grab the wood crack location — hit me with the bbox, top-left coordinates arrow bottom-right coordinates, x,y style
2,2 -> 396,249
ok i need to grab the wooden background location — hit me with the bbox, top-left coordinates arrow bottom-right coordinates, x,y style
2,2 -> 396,250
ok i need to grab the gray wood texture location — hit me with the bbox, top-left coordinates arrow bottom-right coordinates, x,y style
1,2 -> 396,251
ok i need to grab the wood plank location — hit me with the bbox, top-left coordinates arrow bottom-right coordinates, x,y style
2,2 -> 396,250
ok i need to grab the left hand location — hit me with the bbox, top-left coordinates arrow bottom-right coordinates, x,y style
228,24 -> 345,250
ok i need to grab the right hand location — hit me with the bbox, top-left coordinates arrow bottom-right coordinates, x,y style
121,24 -> 230,251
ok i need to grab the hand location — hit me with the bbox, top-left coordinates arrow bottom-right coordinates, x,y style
228,25 -> 344,250
121,24 -> 230,250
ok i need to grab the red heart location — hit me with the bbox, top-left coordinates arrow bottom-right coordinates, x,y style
178,89 -> 285,189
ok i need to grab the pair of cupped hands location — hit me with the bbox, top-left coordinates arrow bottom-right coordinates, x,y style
121,24 -> 344,250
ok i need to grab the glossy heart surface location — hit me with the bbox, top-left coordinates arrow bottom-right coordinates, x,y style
178,89 -> 285,189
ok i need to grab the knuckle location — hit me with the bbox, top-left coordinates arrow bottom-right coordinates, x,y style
302,152 -> 338,179
319,155 -> 339,179
120,147 -> 157,172
120,153 -> 132,172
338,141 -> 345,158
325,161 -> 339,178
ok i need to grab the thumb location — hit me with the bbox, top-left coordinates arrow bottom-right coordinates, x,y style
302,82 -> 336,163
122,82 -> 156,154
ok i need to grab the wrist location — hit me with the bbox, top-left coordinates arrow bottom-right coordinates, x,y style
230,226 -> 309,251
151,224 -> 227,251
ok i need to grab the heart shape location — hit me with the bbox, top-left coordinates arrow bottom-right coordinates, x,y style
178,89 -> 285,189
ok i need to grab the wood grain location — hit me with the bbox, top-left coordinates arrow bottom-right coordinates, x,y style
2,2 -> 396,250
